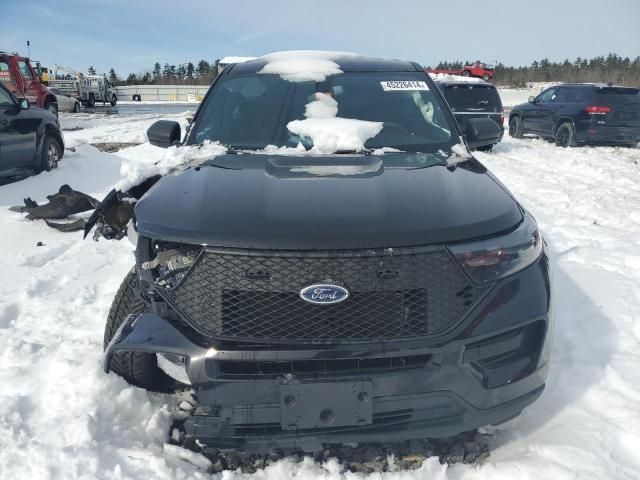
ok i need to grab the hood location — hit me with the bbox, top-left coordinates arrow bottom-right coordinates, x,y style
134,153 -> 522,249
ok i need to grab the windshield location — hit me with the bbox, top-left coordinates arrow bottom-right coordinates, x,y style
189,72 -> 457,153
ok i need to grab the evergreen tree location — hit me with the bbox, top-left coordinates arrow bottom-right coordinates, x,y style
186,62 -> 195,79
196,60 -> 210,77
108,68 -> 118,84
153,62 -> 161,80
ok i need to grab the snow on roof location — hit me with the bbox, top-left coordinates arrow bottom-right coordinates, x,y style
258,50 -> 360,82
429,73 -> 486,84
218,56 -> 257,65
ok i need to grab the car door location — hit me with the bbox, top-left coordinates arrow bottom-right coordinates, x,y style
16,60 -> 40,105
0,86 -> 38,173
51,88 -> 73,111
523,88 -> 557,133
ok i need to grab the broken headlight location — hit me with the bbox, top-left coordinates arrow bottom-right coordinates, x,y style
449,214 -> 543,284
142,242 -> 200,288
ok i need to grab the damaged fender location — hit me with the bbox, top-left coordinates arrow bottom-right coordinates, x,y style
103,312 -> 209,383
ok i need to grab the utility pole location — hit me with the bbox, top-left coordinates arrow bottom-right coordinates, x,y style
27,40 -> 31,58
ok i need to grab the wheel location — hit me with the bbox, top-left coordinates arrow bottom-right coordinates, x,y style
482,74 -> 490,81
110,94 -> 117,107
87,93 -> 95,107
73,101 -> 80,113
509,116 -> 524,139
476,144 -> 494,152
44,99 -> 58,117
136,94 -> 142,102
103,269 -> 177,392
38,135 -> 62,172
555,122 -> 577,147
462,70 -> 471,77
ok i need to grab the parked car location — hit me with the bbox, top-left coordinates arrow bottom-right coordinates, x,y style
0,83 -> 64,179
509,83 -> 640,147
427,62 -> 495,82
0,52 -> 58,116
49,87 -> 81,113
92,53 -> 552,453
436,79 -> 504,150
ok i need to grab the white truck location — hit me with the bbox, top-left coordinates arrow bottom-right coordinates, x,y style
49,65 -> 117,107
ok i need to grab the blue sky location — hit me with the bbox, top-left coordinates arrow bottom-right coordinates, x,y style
3,0 -> 639,76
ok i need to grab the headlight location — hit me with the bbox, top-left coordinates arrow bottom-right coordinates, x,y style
449,214 -> 543,284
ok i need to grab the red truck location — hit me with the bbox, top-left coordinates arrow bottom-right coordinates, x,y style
0,52 -> 58,115
427,62 -> 495,82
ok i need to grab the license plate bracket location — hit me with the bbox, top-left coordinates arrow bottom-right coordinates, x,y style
280,380 -> 372,431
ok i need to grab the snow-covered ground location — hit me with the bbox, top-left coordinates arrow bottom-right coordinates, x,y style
0,108 -> 639,479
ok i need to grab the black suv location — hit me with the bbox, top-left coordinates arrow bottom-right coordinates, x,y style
436,80 -> 504,150
93,53 -> 552,453
509,83 -> 640,147
0,83 -> 64,179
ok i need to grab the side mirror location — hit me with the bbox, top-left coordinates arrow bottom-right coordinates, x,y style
528,96 -> 536,104
147,120 -> 181,148
19,98 -> 30,110
464,117 -> 502,147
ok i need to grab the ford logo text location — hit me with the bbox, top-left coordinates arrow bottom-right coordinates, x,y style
299,284 -> 350,305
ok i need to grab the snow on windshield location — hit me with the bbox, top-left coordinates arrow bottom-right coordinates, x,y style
286,92 -> 383,154
116,140 -> 227,191
258,50 -> 359,82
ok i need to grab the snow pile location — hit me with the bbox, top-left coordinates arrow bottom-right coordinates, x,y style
116,141 -> 227,191
429,73 -> 486,84
287,93 -> 383,153
258,50 -> 359,82
1,107 -> 640,479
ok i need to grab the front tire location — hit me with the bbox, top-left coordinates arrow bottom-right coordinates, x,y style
87,93 -> 95,107
38,135 -> 62,172
482,74 -> 490,81
509,116 -> 524,138
110,94 -> 117,106
476,144 -> 494,152
555,122 -> 577,147
44,99 -> 58,117
103,269 -> 177,392
73,101 -> 80,113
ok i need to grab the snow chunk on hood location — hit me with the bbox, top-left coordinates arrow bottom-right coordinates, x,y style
116,141 -> 227,191
286,93 -> 382,154
258,50 -> 359,82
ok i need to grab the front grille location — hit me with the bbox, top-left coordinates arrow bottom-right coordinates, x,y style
159,247 -> 488,344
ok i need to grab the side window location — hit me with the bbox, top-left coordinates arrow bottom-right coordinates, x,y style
17,61 -> 34,80
537,88 -> 557,104
0,87 -> 15,108
554,88 -> 570,103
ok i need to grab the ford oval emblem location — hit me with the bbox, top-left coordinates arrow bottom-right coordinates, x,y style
299,284 -> 350,305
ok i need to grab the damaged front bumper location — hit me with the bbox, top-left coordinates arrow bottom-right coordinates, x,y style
104,254 -> 552,453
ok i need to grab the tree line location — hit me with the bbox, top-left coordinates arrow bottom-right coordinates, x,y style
436,53 -> 640,87
99,53 -> 640,87
99,59 -> 221,86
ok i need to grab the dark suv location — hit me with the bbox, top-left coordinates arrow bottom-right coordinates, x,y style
509,83 -> 640,147
436,80 -> 504,150
93,52 -> 552,453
